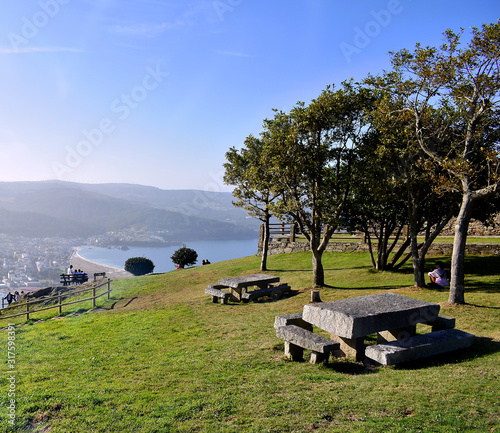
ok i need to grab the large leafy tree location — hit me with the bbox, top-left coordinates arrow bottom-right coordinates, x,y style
264,81 -> 373,286
348,129 -> 410,272
223,135 -> 280,271
365,94 -> 459,286
375,22 -> 500,303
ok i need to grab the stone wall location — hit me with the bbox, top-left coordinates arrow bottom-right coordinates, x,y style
440,214 -> 500,236
258,241 -> 500,256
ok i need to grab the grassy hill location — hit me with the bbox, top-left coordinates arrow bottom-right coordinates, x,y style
2,251 -> 499,432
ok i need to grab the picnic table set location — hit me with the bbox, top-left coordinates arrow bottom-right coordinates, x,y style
205,275 -> 474,365
205,273 -> 291,304
274,292 -> 474,365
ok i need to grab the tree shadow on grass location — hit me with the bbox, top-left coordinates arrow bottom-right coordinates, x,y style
424,280 -> 500,294
267,266 -> 369,273
326,358 -> 380,375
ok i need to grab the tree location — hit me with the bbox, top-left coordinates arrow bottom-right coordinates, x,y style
223,135 -> 280,271
381,22 -> 500,303
171,245 -> 198,268
348,129 -> 410,271
124,257 -> 155,276
265,81 -> 373,286
362,91 -> 460,285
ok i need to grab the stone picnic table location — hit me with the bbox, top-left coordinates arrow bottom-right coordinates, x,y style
276,292 -> 474,365
303,292 -> 440,360
217,273 -> 281,301
205,273 -> 292,303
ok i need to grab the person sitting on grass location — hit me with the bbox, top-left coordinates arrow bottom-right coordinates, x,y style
428,261 -> 450,287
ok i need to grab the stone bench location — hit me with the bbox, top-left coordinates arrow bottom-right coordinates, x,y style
276,325 -> 340,364
205,285 -> 231,304
422,315 -> 456,332
274,313 -> 313,332
365,328 -> 475,366
241,284 -> 291,302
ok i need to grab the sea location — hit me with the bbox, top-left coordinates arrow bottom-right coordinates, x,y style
77,238 -> 260,274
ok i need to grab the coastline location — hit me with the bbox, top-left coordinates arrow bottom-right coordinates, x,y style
71,248 -> 133,279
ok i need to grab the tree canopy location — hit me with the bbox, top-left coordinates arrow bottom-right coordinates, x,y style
171,245 -> 198,269
225,21 -> 500,302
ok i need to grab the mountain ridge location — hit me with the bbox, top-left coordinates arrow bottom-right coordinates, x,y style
0,180 -> 258,241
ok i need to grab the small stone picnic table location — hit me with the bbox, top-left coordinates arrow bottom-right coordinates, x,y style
217,273 -> 281,302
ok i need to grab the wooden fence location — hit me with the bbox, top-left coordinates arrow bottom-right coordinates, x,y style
0,279 -> 112,322
262,223 -> 363,243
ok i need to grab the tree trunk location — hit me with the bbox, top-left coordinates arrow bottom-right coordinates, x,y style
449,193 -> 473,304
260,214 -> 271,271
410,235 -> 426,287
311,247 -> 325,287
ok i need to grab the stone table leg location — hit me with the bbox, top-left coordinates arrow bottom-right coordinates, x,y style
330,334 -> 365,361
377,325 -> 416,343
230,288 -> 242,302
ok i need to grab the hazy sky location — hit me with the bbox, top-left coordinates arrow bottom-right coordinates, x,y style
0,1 -> 498,191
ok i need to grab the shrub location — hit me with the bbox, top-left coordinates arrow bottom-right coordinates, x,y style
124,257 -> 155,276
171,245 -> 198,269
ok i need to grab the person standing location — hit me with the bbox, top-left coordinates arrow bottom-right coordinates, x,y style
5,292 -> 14,305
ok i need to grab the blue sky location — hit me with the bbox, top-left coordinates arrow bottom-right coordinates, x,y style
0,0 -> 498,191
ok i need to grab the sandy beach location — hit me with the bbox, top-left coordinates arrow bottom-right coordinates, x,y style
70,249 -> 133,279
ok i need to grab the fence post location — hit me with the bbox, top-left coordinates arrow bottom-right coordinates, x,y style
107,279 -> 111,300
92,286 -> 96,308
58,295 -> 62,315
290,224 -> 296,242
26,302 -> 30,320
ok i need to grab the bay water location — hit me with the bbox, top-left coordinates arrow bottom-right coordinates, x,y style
77,238 -> 260,273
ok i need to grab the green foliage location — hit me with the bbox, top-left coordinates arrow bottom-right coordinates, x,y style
171,245 -> 198,268
376,21 -> 500,303
124,256 -> 155,276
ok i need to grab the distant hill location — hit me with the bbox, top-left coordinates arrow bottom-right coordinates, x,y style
0,181 -> 259,240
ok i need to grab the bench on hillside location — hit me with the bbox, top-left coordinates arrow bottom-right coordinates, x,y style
60,274 -> 73,286
60,273 -> 88,286
205,285 -> 231,304
241,284 -> 291,302
276,325 -> 340,364
94,272 -> 106,281
365,328 -> 475,365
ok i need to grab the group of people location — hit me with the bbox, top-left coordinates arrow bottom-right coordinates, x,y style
67,265 -> 89,283
202,259 -> 211,265
3,290 -> 25,306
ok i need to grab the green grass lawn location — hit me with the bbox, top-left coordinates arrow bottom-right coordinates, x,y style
1,251 -> 499,432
